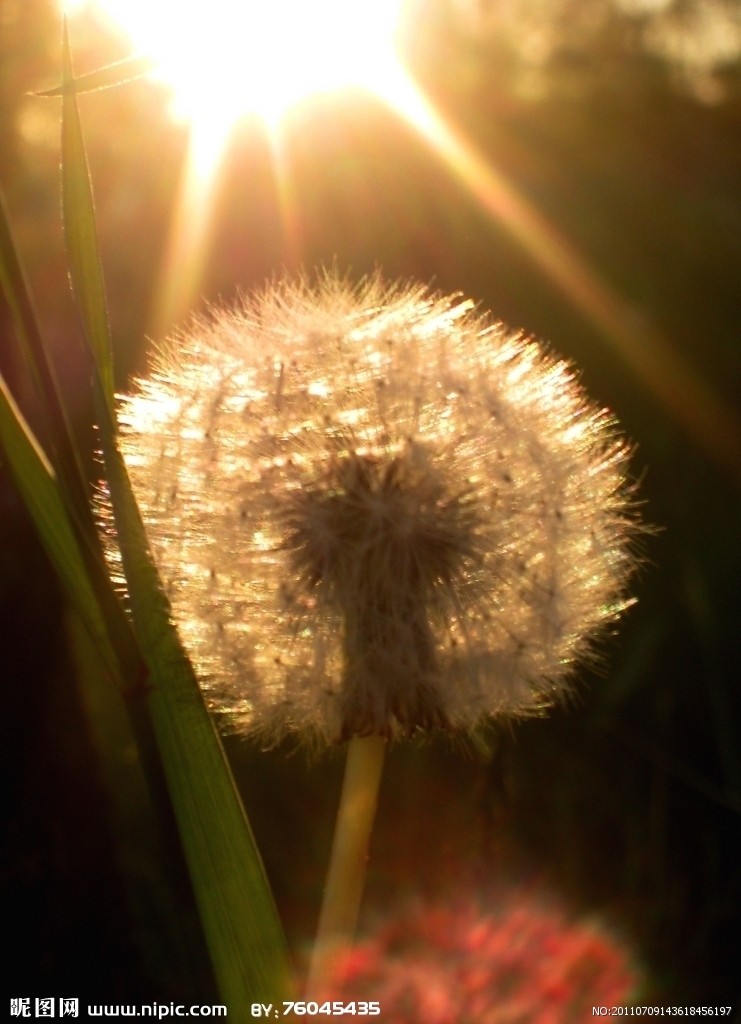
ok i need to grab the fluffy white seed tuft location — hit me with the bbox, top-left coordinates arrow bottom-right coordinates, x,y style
111,273 -> 640,746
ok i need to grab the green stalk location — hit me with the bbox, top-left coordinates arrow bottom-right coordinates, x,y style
55,24 -> 293,1006
307,735 -> 387,998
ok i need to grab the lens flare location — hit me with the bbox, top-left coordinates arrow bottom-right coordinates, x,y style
63,2 -> 741,473
62,0 -> 410,331
64,0 -> 405,132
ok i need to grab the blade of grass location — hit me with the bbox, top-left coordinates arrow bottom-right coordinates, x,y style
1,183 -> 142,683
61,19 -> 115,420
0,372 -> 216,999
104,438 -> 294,1005
0,374 -> 119,681
60,23 -> 293,1007
66,604 -> 221,1003
36,53 -> 157,97
0,183 -> 90,524
2,158 -> 190,963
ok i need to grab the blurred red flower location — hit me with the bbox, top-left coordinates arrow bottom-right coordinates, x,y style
325,889 -> 639,1022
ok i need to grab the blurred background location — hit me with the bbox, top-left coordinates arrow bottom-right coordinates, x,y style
2,0 -> 740,1013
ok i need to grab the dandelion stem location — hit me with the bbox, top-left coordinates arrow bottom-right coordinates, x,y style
306,734 -> 387,997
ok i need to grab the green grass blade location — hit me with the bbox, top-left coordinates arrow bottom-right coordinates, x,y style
102,424 -> 294,1007
1,183 -> 142,682
0,375 -> 119,681
0,183 -> 91,523
60,24 -> 293,1007
60,20 -> 115,419
0,372 -> 216,997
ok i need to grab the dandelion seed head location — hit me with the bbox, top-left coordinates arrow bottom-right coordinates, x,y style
114,273 -> 640,746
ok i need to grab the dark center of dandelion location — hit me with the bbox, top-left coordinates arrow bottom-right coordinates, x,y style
283,446 -> 481,739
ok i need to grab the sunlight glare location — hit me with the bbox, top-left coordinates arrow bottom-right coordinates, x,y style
63,1 -> 741,475
66,0 -> 405,133
383,65 -> 741,476
64,0 -> 407,336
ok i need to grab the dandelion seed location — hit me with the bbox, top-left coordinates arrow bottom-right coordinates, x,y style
114,273 -> 639,746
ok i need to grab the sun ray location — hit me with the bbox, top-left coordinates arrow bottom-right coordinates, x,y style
378,65 -> 741,477
64,0 -> 741,475
266,127 -> 305,271
148,115 -> 232,339
63,0 -> 408,331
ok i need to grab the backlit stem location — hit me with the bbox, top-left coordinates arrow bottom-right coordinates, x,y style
306,734 -> 387,997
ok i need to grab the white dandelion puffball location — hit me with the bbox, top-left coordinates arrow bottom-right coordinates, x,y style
116,274 -> 639,746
